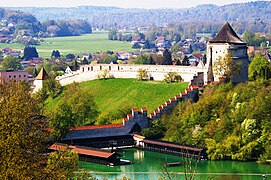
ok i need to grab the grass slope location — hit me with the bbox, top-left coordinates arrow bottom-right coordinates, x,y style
45,79 -> 188,121
0,33 -> 134,58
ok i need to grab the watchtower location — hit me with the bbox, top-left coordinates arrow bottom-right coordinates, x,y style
206,22 -> 249,83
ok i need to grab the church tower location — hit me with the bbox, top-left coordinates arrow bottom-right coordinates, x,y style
206,22 -> 249,83
33,67 -> 49,93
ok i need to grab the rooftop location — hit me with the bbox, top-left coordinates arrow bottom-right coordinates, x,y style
209,22 -> 246,45
35,67 -> 49,80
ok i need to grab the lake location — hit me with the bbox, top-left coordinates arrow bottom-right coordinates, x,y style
79,148 -> 270,180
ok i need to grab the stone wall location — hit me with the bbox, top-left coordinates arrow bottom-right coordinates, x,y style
57,64 -> 207,86
121,78 -> 201,130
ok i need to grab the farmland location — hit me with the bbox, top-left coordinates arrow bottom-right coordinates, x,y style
0,33 -> 135,58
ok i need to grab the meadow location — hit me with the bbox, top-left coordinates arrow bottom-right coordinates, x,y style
0,33 -> 134,58
45,79 -> 188,123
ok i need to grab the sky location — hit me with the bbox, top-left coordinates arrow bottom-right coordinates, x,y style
0,0 -> 260,9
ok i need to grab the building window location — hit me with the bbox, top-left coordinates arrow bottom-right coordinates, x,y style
91,66 -> 93,71
9,75 -> 11,78
100,66 -> 102,70
109,66 -> 111,71
14,75 -> 16,78
24,75 -> 26,77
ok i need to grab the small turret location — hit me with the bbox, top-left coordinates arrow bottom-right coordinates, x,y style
33,67 -> 49,93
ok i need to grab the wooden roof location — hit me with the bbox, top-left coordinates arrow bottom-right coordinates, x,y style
49,143 -> 115,159
35,67 -> 49,80
71,123 -> 124,131
209,22 -> 246,45
72,146 -> 115,158
49,143 -> 69,151
142,139 -> 203,152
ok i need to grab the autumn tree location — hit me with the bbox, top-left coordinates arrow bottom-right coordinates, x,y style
164,72 -> 182,83
46,150 -> 78,179
137,68 -> 149,81
97,68 -> 111,79
0,81 -> 49,179
213,53 -> 241,82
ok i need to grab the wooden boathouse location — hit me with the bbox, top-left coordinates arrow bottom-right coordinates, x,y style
138,139 -> 207,159
49,143 -> 120,165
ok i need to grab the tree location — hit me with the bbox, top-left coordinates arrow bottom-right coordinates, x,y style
137,68 -> 149,81
133,54 -> 155,65
0,81 -> 49,179
108,29 -> 117,40
49,82 -> 99,137
46,150 -> 79,179
0,55 -> 23,70
66,53 -> 75,60
164,72 -> 182,83
23,46 -> 39,60
97,68 -> 111,79
248,55 -> 270,80
213,53 -> 241,82
143,40 -> 151,49
51,50 -> 60,58
182,55 -> 190,66
162,49 -> 172,65
132,42 -> 141,49
42,77 -> 63,98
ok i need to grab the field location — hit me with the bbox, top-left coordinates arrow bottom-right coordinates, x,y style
45,79 -> 188,122
0,33 -> 134,58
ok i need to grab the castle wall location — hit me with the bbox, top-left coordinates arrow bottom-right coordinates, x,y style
57,64 -> 206,86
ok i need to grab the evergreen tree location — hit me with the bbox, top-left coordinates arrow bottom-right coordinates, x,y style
23,46 -> 39,60
162,49 -> 172,65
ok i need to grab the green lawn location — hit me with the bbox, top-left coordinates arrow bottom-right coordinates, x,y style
45,79 -> 188,122
0,33 -> 134,58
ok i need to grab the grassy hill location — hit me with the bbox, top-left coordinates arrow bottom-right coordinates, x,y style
0,33 -> 134,58
45,79 -> 188,123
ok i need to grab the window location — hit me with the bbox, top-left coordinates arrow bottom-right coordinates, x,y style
19,75 -> 21,78
9,75 -> 11,78
14,75 -> 16,78
24,75 -> 26,77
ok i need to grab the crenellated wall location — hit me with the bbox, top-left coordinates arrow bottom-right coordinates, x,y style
56,64 -> 208,86
120,75 -> 224,130
121,83 -> 200,129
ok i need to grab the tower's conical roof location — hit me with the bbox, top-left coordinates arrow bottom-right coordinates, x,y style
35,67 -> 49,80
209,22 -> 246,44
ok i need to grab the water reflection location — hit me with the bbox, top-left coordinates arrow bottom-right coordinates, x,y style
80,148 -> 271,180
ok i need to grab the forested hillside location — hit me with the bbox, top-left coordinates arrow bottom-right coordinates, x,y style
162,80 -> 271,162
7,1 -> 271,33
0,8 -> 92,38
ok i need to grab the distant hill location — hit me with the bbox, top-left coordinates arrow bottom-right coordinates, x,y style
0,8 -> 92,39
5,1 -> 271,33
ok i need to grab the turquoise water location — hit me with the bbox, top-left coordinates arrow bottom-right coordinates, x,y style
79,148 -> 271,180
